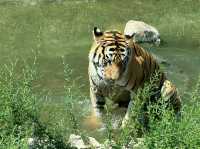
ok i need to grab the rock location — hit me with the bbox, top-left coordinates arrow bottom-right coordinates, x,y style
29,134 -> 145,149
68,134 -> 89,149
68,134 -> 102,149
124,20 -> 160,46
28,137 -> 37,149
88,137 -> 102,148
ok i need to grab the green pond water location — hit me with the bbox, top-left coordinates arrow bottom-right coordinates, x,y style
0,0 -> 200,139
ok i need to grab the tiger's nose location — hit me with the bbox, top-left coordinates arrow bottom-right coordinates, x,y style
113,55 -> 121,63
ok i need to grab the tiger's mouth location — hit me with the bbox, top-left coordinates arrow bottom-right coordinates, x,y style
95,62 -> 120,81
104,62 -> 122,80
95,58 -> 126,81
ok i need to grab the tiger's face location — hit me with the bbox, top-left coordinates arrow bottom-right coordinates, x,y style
91,27 -> 133,80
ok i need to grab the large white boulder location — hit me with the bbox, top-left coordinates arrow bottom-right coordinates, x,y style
124,20 -> 160,46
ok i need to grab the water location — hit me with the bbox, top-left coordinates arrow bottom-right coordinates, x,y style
0,0 -> 200,139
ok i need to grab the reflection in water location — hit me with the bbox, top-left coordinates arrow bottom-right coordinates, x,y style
83,114 -> 103,130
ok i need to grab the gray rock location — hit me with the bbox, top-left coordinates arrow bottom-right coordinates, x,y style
28,137 -> 37,149
88,136 -> 102,148
68,134 -> 89,149
68,134 -> 102,149
124,20 -> 160,46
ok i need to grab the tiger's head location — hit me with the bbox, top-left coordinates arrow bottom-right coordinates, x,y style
90,27 -> 133,81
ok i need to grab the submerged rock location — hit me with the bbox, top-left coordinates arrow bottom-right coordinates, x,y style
124,20 -> 160,46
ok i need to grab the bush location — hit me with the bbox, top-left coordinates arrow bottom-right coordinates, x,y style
114,73 -> 200,148
0,57 -> 75,148
0,58 -> 38,148
144,76 -> 200,148
0,57 -> 199,148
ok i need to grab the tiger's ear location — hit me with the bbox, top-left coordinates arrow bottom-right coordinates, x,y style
93,27 -> 103,42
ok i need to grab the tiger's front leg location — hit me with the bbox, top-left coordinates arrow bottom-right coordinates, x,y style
121,100 -> 133,128
85,85 -> 106,129
90,86 -> 106,118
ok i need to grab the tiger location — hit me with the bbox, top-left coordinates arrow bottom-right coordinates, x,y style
88,27 -> 181,128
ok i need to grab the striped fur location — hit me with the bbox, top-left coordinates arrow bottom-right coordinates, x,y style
88,27 -> 181,127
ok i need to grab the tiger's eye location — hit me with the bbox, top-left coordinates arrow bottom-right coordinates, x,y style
109,48 -> 115,52
120,49 -> 125,52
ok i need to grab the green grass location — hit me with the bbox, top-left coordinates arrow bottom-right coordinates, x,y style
0,57 -> 200,148
0,56 -> 67,148
104,73 -> 200,148
0,55 -> 88,148
144,76 -> 200,148
0,57 -> 38,148
0,0 -> 199,95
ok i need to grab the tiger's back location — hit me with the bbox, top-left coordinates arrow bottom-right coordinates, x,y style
115,42 -> 166,91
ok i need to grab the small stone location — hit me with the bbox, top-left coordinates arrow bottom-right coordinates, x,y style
103,139 -> 117,149
28,137 -> 37,149
68,134 -> 89,149
133,138 -> 145,148
68,134 -> 103,149
88,137 -> 102,148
